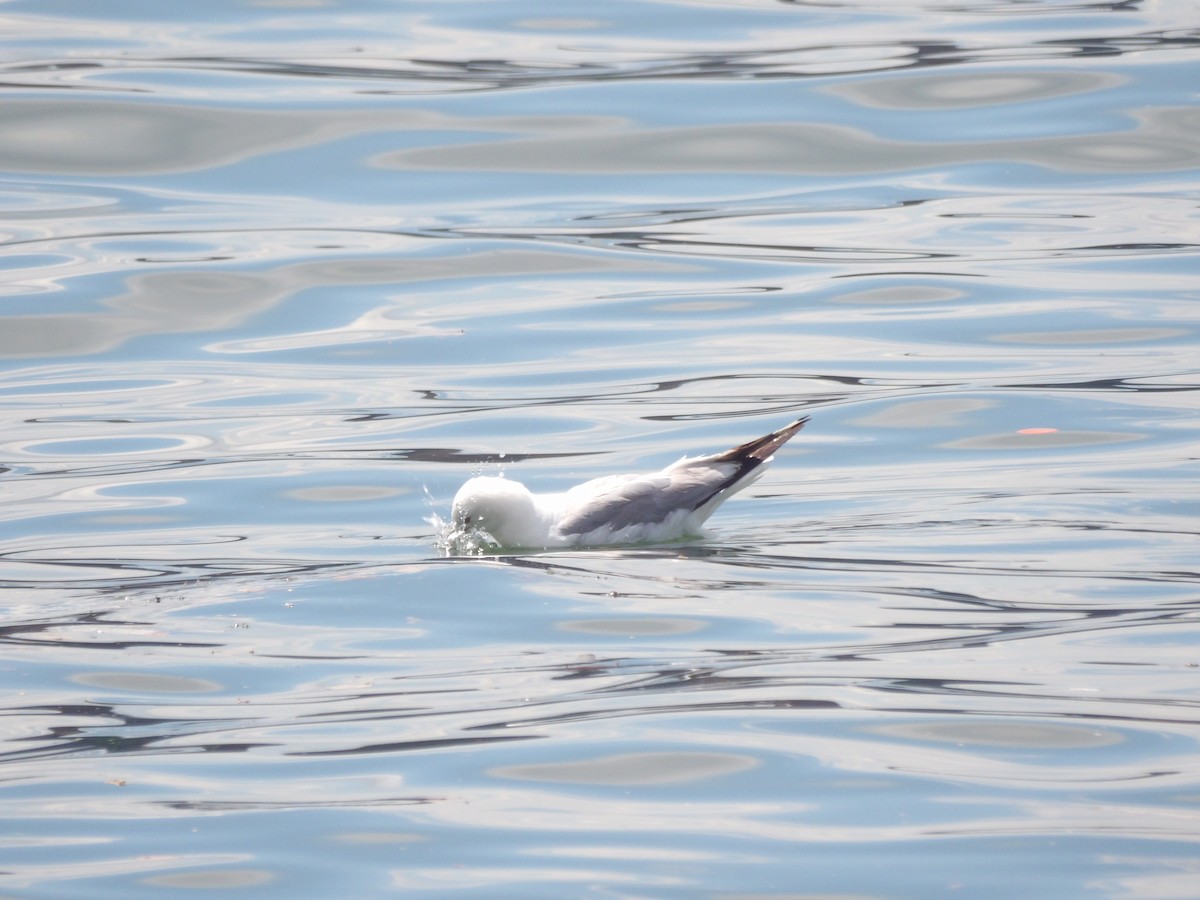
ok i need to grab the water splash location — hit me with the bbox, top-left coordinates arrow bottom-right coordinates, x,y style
425,498 -> 501,558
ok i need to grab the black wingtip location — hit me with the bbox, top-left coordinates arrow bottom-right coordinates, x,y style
717,416 -> 810,464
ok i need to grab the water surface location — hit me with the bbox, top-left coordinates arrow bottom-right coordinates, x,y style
2,0 -> 1199,896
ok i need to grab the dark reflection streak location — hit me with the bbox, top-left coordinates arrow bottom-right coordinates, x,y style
832,270 -> 985,279
10,702 -> 181,731
416,370 -> 861,405
6,643 -> 1191,766
0,634 -> 216,651
650,371 -> 881,392
25,396 -> 818,429
10,372 -> 983,443
575,206 -> 737,227
388,448 -> 596,465
0,691 -> 528,766
435,226 -> 954,262
877,696 -> 1200,729
0,224 -> 430,252
871,677 -> 1199,713
1058,522 -> 1200,540
461,547 -> 1200,589
475,643 -> 1200,727
821,516 -> 1199,542
0,555 -> 182,580
290,733 -> 539,757
0,739 -> 270,765
707,550 -> 1200,586
944,213 -> 1094,220
785,0 -> 1145,17
0,612 -> 218,650
162,796 -> 439,811
5,61 -> 124,73
0,79 -> 148,95
297,698 -> 471,719
8,447 -> 602,481
0,554 -> 357,599
690,609 -> 1200,675
614,237 -> 953,262
11,656 -> 1191,768
468,684 -> 1198,734
136,255 -> 233,264
317,608 -> 1196,706
1004,376 -> 1200,394
237,653 -> 370,661
574,197 -> 926,229
440,225 -> 1199,263
0,700 -> 271,765
464,698 -> 838,733
419,574 -> 1195,696
25,418 -> 139,425
13,377 -> 857,483
394,659 -> 647,688
1066,243 -> 1198,253
39,28 -> 1193,92
8,455 -> 203,479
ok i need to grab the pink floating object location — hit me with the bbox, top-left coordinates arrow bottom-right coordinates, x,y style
1017,428 -> 1059,435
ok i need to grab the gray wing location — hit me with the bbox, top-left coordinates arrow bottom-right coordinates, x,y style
555,416 -> 809,537
556,469 -> 730,536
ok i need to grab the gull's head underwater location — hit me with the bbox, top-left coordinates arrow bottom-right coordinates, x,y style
449,476 -> 547,551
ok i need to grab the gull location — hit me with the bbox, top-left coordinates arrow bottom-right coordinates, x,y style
447,416 -> 809,550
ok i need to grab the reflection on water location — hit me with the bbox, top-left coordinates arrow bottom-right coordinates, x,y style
1,245 -> 682,358
2,0 -> 1199,895
381,107 -> 1200,175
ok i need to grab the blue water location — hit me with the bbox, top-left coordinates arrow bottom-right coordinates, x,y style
2,0 -> 1199,896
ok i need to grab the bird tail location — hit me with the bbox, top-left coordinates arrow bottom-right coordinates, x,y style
711,416 -> 809,465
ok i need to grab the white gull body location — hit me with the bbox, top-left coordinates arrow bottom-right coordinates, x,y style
448,417 -> 808,550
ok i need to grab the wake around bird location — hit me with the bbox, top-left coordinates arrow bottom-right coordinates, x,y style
445,416 -> 809,552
